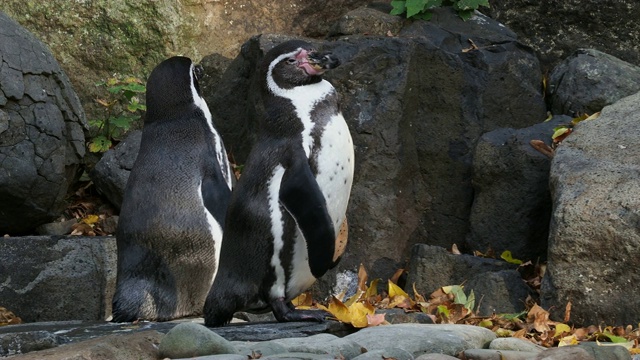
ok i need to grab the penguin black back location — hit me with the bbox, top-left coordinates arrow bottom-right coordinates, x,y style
112,56 -> 233,322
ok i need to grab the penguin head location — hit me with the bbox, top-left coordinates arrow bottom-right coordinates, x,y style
145,56 -> 207,123
260,40 -> 340,92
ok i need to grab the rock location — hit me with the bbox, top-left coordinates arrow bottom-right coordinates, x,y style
534,346 -> 594,360
174,355 -> 247,360
269,333 -> 364,359
205,7 -> 546,295
463,349 -> 538,360
3,330 -> 163,360
329,5 -> 403,37
406,245 -> 533,315
489,337 -> 545,353
352,347 -> 414,360
91,130 -> 141,209
576,342 -> 631,360
467,116 -> 570,261
378,308 -> 434,324
35,219 -> 77,236
159,322 -> 238,359
2,1 -> 371,122
0,11 -> 87,235
415,355 -> 460,360
232,340 -> 288,358
486,1 -> 640,70
547,49 -> 640,116
343,324 -> 496,357
541,91 -> 640,326
0,330 -> 63,356
0,236 -> 116,322
262,353 -> 336,360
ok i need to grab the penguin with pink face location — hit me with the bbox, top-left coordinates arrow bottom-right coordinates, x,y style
204,40 -> 354,326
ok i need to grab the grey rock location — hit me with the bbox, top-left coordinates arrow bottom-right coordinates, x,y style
352,347 -> 414,360
489,337 -> 545,353
406,245 -> 532,315
577,342 -> 631,360
534,346 -> 595,360
232,340 -> 288,358
467,116 -> 570,261
91,130 -> 141,209
262,353 -> 336,360
487,1 -> 640,70
0,236 -> 116,322
35,219 -> 77,236
379,308 -> 434,324
0,330 -> 62,356
343,324 -> 496,357
466,270 -> 534,316
548,49 -> 640,116
463,349 -> 538,360
415,355 -> 460,360
159,322 -> 238,359
330,6 -> 403,37
2,330 -> 163,360
175,355 -> 247,360
270,333 -> 363,359
0,11 -> 87,235
541,91 -> 640,326
206,7 -> 546,295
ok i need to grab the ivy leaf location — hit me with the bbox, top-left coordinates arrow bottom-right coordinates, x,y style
110,116 -> 133,130
406,0 -> 428,18
389,0 -> 407,15
456,0 -> 490,10
457,9 -> 474,20
500,250 -> 523,265
88,135 -> 112,153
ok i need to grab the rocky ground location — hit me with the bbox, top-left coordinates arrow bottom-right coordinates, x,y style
2,317 -> 635,360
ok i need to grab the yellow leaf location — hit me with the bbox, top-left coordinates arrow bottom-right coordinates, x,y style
326,296 -> 351,323
388,280 -> 410,298
344,290 -> 364,307
478,319 -> 493,328
365,278 -> 380,300
558,335 -> 579,347
552,127 -> 571,140
500,250 -> 522,265
291,292 -> 313,308
349,302 -> 374,328
554,323 -> 571,337
82,214 -> 100,225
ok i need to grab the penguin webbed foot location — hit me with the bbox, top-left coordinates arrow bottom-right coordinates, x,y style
271,298 -> 331,323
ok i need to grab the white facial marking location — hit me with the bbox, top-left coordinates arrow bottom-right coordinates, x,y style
198,180 -> 224,288
190,64 -> 234,190
268,164 -> 287,299
266,49 -> 334,158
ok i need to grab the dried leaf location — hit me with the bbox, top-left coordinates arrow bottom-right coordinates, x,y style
357,263 -> 368,292
563,301 -> 572,323
451,243 -> 461,255
326,296 -> 351,323
349,302 -> 375,328
554,323 -> 571,337
558,334 -> 579,347
527,304 -> 551,332
389,268 -> 405,284
367,313 -> 386,327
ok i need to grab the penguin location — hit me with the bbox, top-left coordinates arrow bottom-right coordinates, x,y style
204,40 -> 354,326
111,56 -> 234,322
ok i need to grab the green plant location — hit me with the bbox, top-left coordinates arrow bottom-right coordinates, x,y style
390,0 -> 490,21
88,76 -> 146,153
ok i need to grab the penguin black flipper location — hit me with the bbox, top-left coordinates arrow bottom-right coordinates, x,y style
279,153 -> 336,279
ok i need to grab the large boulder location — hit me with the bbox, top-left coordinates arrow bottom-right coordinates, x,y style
0,236 -> 116,322
487,1 -> 640,70
541,91 -> 640,326
547,49 -> 640,116
466,116 -> 570,261
205,7 -> 547,292
0,12 -> 87,235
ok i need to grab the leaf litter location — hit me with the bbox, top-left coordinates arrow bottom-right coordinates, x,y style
293,261 -> 640,355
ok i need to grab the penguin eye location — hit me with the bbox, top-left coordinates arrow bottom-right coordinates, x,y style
286,58 -> 296,64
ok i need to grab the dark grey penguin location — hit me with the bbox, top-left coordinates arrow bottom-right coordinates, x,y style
111,56 -> 233,322
204,40 -> 354,326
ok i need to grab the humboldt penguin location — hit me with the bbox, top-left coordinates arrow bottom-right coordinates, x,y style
112,56 -> 233,322
204,40 -> 353,326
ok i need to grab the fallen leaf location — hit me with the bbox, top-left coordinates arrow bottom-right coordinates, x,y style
451,243 -> 461,255
367,313 -> 386,327
527,304 -> 551,332
558,334 -> 578,347
357,263 -> 368,292
500,250 -> 522,265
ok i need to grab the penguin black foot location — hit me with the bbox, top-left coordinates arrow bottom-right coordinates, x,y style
271,298 -> 331,323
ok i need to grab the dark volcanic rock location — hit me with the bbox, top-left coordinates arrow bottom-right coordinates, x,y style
486,0 -> 640,70
547,49 -> 640,116
406,245 -> 533,315
466,116 -> 570,261
541,92 -> 640,326
0,11 -> 87,235
0,236 -> 116,322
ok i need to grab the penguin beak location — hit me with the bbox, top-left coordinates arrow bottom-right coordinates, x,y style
296,49 -> 340,76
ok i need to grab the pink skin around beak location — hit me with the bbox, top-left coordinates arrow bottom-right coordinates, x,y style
295,49 -> 324,76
